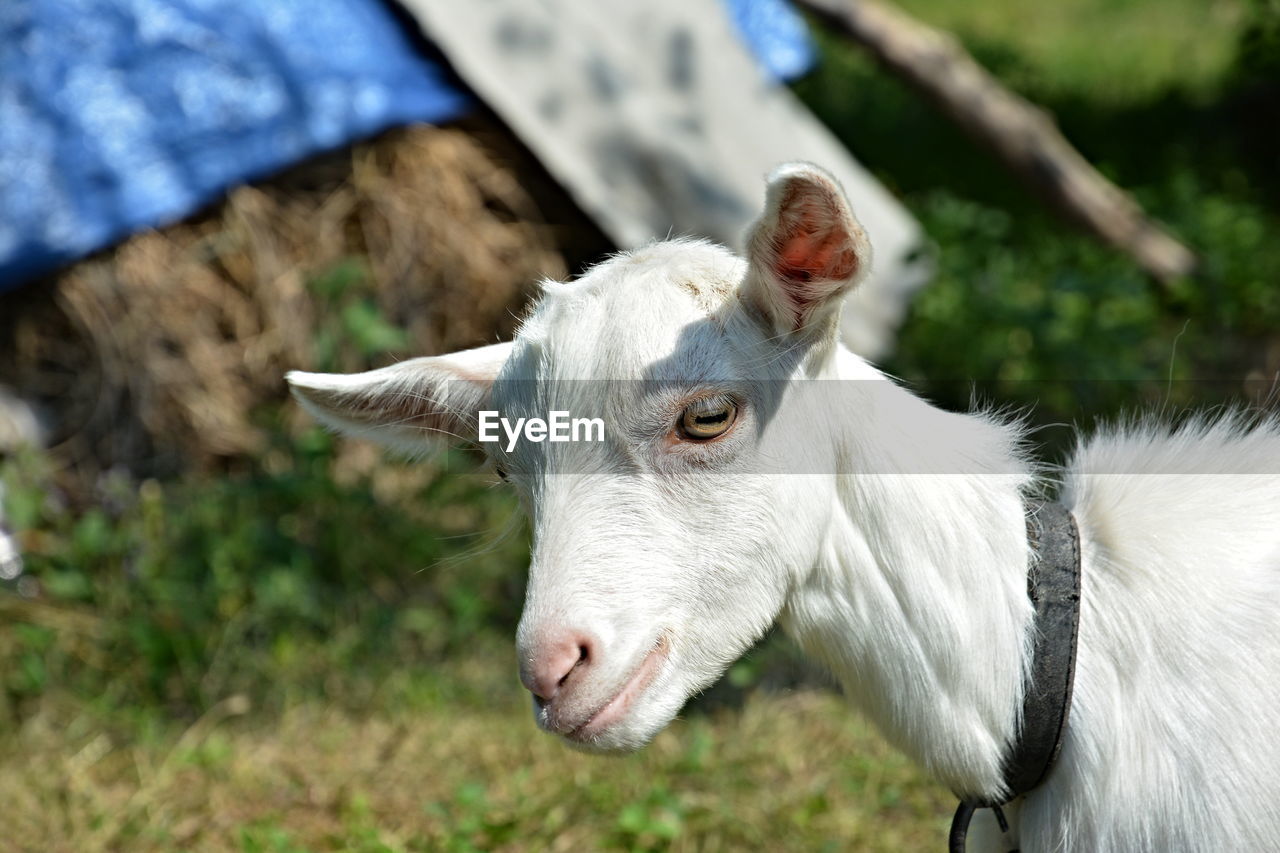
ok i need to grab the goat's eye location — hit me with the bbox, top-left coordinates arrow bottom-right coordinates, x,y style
494,466 -> 509,482
679,397 -> 738,440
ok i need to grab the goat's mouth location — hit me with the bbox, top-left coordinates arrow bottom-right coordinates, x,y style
558,636 -> 669,745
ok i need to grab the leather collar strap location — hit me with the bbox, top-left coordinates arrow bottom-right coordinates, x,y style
948,499 -> 1082,853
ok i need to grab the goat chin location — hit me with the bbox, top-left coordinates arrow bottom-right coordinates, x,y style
555,695 -> 684,756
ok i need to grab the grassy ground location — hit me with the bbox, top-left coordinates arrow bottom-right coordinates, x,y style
2,655 -> 948,853
893,0 -> 1243,103
3,1 -> 1276,851
1,434 -> 950,852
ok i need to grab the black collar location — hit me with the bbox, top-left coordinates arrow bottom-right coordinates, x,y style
949,499 -> 1082,853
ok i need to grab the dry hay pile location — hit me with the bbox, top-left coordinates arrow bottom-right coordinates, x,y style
0,123 -> 576,481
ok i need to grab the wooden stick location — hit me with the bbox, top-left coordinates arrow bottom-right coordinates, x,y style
797,0 -> 1198,282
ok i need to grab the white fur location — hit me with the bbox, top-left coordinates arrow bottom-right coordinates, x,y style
289,164 -> 1280,851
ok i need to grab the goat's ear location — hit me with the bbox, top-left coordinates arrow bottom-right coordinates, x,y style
742,163 -> 872,338
286,341 -> 512,454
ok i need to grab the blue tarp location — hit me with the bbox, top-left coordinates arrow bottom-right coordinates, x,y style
0,0 -> 813,291
726,0 -> 816,83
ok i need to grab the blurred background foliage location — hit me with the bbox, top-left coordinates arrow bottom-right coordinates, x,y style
2,1 -> 1279,850
799,0 -> 1280,426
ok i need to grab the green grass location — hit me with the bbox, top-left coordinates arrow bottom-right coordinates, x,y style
3,0 -> 1279,850
892,0 -> 1244,104
1,659 -> 948,853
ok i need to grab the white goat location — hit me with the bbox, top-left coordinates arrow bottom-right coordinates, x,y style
288,163 -> 1280,851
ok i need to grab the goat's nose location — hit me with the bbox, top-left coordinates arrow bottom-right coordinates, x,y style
521,631 -> 596,702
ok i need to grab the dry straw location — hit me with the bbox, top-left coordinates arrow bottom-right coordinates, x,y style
0,124 -> 571,481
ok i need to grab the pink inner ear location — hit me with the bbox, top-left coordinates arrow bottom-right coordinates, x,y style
776,228 -> 858,284
772,185 -> 859,285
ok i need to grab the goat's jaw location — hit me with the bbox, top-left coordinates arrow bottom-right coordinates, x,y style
536,636 -> 672,753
